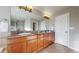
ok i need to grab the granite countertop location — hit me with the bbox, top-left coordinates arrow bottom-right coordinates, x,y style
7,31 -> 55,44
8,33 -> 34,39
7,31 -> 54,39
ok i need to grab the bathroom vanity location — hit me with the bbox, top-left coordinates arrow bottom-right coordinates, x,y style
7,32 -> 55,53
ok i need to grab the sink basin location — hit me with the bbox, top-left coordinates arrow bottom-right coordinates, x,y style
18,33 -> 33,36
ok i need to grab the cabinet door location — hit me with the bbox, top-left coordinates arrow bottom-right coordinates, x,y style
27,40 -> 37,53
43,39 -> 50,47
48,32 -> 55,42
26,35 -> 37,53
37,39 -> 43,51
7,37 -> 27,53
43,33 -> 52,47
7,42 -> 26,53
37,34 -> 44,51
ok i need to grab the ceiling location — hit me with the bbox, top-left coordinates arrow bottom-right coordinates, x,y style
11,6 -> 69,21
34,6 -> 69,16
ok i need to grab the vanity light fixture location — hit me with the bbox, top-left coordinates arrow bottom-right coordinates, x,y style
43,15 -> 50,20
18,6 -> 32,12
43,11 -> 51,20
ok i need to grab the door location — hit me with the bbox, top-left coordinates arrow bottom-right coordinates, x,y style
33,22 -> 36,31
32,20 -> 38,31
55,13 -> 69,47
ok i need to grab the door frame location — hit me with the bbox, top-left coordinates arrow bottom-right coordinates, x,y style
55,12 -> 70,47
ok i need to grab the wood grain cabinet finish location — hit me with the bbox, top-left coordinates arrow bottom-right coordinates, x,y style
7,36 -> 27,53
27,40 -> 37,53
7,42 -> 26,53
37,34 -> 44,51
7,32 -> 55,53
26,35 -> 38,53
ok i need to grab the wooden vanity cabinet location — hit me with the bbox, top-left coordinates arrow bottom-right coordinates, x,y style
7,36 -> 27,53
7,32 -> 55,53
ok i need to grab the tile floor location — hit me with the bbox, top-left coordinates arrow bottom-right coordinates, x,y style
39,43 -> 78,53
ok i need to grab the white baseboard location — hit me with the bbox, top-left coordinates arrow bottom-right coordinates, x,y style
55,42 -> 79,52
55,42 -> 67,47
68,46 -> 79,52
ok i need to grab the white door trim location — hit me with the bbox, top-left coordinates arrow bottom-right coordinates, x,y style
55,12 -> 70,47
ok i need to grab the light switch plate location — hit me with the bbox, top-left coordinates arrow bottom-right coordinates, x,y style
69,27 -> 75,30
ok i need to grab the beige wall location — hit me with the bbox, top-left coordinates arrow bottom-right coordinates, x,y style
0,6 -> 10,48
54,7 -> 79,52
